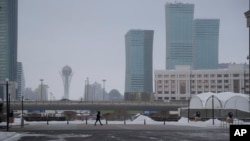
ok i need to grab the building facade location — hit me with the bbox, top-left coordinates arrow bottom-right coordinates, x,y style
37,84 -> 48,101
84,82 -> 105,101
165,3 -> 194,69
124,30 -> 154,101
16,62 -> 25,100
165,2 -> 219,70
193,19 -> 220,69
0,0 -> 18,81
154,64 -> 249,101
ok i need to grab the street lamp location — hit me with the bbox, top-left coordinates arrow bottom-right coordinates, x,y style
40,79 -> 43,101
102,79 -> 106,101
21,96 -> 24,128
6,79 -> 9,131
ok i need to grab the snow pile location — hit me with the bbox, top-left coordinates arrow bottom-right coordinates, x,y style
132,114 -> 155,122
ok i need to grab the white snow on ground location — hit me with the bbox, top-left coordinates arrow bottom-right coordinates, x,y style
1,114 -> 250,141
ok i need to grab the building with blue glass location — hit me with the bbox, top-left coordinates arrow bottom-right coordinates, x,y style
0,0 -> 18,81
193,19 -> 220,69
125,30 -> 154,101
165,2 -> 219,70
165,3 -> 194,69
0,0 -> 18,100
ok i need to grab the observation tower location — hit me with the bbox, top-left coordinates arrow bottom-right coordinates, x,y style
60,66 -> 73,99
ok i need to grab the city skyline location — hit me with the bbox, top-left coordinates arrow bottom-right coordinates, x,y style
18,0 -> 248,100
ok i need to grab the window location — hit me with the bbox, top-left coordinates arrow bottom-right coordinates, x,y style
233,74 -> 239,77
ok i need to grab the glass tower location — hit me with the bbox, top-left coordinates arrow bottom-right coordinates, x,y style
16,62 -> 25,100
125,30 -> 154,93
165,3 -> 194,69
193,19 -> 220,69
0,0 -> 18,81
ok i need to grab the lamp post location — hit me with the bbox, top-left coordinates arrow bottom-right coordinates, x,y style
21,96 -> 24,128
102,79 -> 106,101
6,79 -> 9,131
40,79 -> 43,101
212,95 -> 214,125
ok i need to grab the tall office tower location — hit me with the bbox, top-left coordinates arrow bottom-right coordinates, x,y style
165,3 -> 194,69
125,30 -> 154,101
16,62 -> 25,100
60,66 -> 73,99
193,19 -> 220,69
0,0 -> 18,81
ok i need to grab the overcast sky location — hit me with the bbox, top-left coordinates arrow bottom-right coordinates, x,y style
18,0 -> 249,100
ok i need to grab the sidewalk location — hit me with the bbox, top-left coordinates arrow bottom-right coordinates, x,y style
9,122 -> 226,131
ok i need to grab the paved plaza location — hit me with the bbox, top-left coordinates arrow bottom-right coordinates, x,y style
1,123 -> 230,141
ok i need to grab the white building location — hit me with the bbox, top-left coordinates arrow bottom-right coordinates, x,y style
0,81 -> 17,101
154,64 -> 249,101
34,84 -> 49,101
85,82 -> 105,101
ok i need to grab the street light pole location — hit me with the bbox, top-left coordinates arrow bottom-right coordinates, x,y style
102,79 -> 106,101
6,79 -> 9,131
21,96 -> 24,128
40,79 -> 43,101
212,95 -> 214,125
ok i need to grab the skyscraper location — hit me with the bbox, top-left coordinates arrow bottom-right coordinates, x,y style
193,19 -> 220,69
0,0 -> 18,81
165,3 -> 194,69
125,30 -> 154,101
17,62 -> 25,100
165,2 -> 219,70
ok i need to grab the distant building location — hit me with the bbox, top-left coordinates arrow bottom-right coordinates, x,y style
16,62 -> 25,100
165,3 -> 194,69
0,0 -> 18,100
24,88 -> 36,100
84,81 -> 105,101
108,89 -> 123,101
193,19 -> 219,69
0,0 -> 18,81
165,2 -> 219,70
124,29 -> 154,101
36,84 -> 49,101
154,64 -> 249,101
0,81 -> 17,101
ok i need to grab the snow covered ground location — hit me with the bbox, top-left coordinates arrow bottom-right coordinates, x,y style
0,114 -> 249,141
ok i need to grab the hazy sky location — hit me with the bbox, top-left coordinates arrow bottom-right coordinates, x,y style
18,0 -> 249,100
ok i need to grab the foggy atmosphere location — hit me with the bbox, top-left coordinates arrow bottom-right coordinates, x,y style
17,0 -> 248,100
1,0 -> 250,141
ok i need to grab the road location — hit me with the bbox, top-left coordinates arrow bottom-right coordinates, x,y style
7,124 -> 229,141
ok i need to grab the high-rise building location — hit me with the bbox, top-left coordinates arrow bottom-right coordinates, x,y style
16,62 -> 25,100
165,3 -> 194,69
193,19 -> 220,69
124,30 -> 154,101
85,82 -> 103,101
165,2 -> 219,70
0,0 -> 18,81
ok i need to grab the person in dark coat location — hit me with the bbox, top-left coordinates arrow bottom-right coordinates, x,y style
94,111 -> 103,126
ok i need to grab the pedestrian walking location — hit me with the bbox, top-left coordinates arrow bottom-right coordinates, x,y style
94,111 -> 103,126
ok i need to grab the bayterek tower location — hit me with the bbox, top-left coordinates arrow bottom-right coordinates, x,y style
60,66 -> 73,99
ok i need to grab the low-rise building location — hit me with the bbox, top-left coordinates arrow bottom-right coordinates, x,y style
154,64 -> 249,101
